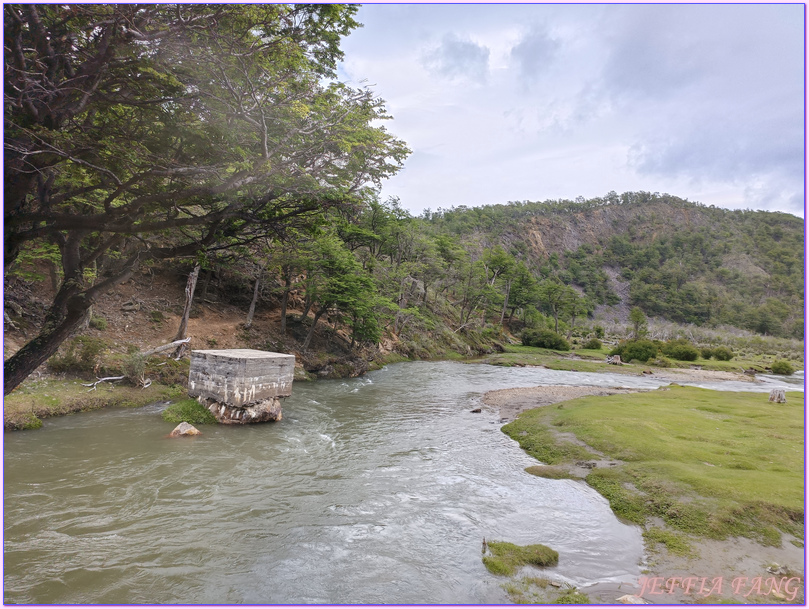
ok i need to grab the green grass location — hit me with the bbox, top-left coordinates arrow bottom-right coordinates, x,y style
525,465 -> 580,480
553,590 -> 591,604
483,541 -> 559,576
161,399 -> 218,425
479,344 -> 644,375
4,378 -> 184,430
643,526 -> 695,557
503,386 -> 804,544
481,343 -> 804,376
502,414 -> 597,465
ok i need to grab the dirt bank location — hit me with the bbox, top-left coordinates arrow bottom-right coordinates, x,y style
483,385 -> 640,423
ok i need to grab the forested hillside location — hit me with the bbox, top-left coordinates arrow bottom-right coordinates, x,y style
9,190 -> 801,381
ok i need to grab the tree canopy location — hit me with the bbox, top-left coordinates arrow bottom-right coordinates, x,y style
3,4 -> 409,394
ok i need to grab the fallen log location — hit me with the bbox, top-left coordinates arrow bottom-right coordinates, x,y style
82,376 -> 126,391
141,337 -> 191,357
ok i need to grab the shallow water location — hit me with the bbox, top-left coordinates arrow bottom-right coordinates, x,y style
3,362 -> 802,604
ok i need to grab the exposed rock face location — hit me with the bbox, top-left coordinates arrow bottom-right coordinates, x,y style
170,422 -> 201,437
202,397 -> 283,424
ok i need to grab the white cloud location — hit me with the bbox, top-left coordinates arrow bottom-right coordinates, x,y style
338,4 -> 804,217
422,34 -> 490,83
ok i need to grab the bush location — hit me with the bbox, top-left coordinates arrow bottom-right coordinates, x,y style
48,336 -> 108,374
712,346 -> 734,361
89,316 -> 108,330
651,356 -> 673,368
522,329 -> 571,351
661,340 -> 700,361
593,325 -> 605,339
610,339 -> 658,364
162,399 -> 217,424
771,360 -> 795,375
583,338 -> 602,350
700,347 -> 714,360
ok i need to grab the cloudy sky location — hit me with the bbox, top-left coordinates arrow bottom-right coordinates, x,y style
336,4 -> 805,217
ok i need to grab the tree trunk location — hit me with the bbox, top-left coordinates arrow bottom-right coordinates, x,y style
199,269 -> 212,302
244,264 -> 265,330
4,246 -> 140,395
299,293 -> 313,322
499,280 -> 512,326
302,308 -> 325,350
3,291 -> 91,395
48,260 -> 61,293
174,264 -> 201,341
280,274 -> 292,335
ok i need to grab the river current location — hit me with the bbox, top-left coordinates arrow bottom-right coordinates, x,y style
3,361 -> 803,604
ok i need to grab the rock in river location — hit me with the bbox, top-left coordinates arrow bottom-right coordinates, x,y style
170,422 -> 201,437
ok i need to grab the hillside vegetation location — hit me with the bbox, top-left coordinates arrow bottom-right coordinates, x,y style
6,191 -> 804,388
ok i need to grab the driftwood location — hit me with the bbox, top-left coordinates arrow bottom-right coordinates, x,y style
82,376 -> 126,391
768,389 -> 787,403
174,264 -> 201,342
141,337 -> 191,357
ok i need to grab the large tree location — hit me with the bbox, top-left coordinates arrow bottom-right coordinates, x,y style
4,4 -> 409,394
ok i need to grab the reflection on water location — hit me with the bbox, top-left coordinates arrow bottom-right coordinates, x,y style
3,362 -> 801,604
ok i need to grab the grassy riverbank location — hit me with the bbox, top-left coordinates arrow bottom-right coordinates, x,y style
477,344 -> 803,376
4,379 -> 184,430
499,385 -> 804,603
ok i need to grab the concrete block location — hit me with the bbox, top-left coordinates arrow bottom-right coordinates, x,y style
188,349 -> 294,407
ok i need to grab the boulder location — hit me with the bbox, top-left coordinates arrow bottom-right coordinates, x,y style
616,595 -> 650,604
170,422 -> 201,437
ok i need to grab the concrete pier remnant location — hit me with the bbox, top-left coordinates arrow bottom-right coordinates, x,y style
188,349 -> 295,424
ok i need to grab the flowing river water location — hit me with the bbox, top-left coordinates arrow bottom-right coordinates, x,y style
3,362 -> 803,604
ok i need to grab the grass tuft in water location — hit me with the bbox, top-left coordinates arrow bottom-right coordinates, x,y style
162,399 -> 217,425
483,541 -> 558,576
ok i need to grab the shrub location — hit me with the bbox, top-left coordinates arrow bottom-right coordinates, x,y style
122,352 -> 148,384
661,339 -> 700,361
582,338 -> 602,350
610,339 -> 658,364
89,316 -> 108,331
161,399 -> 217,424
522,329 -> 570,351
771,360 -> 795,375
651,356 -> 673,368
700,347 -> 714,360
712,346 -> 734,361
594,325 -> 605,339
48,336 -> 108,374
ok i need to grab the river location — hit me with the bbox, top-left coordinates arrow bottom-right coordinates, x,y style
3,361 -> 803,604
